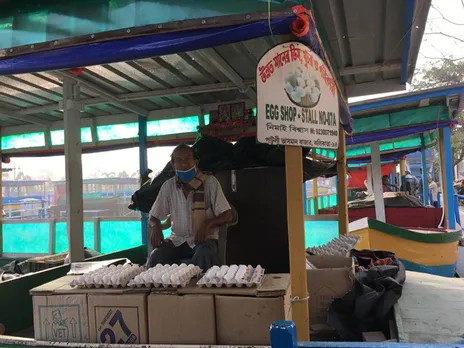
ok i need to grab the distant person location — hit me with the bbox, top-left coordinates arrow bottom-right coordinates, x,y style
401,171 -> 419,197
428,176 -> 439,207
382,175 -> 398,192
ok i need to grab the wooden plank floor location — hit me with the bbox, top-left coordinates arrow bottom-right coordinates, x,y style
394,271 -> 464,343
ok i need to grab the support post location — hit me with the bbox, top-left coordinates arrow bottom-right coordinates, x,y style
399,159 -> 406,176
366,164 -> 373,195
48,219 -> 56,254
138,115 -> 149,247
0,152 -> 2,257
440,127 -> 456,229
420,134 -> 429,205
302,183 -> 308,215
63,78 -> 84,262
371,143 -> 386,222
312,179 -> 318,215
94,217 -> 101,252
285,146 -> 310,341
337,125 -> 348,235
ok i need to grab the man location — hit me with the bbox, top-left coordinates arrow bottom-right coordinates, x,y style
428,176 -> 439,207
147,144 -> 232,270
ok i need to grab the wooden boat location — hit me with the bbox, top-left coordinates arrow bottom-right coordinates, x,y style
349,218 -> 462,277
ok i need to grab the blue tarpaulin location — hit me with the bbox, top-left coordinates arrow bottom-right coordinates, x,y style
346,120 -> 457,146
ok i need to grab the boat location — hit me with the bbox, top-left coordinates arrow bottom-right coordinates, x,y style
349,217 -> 462,277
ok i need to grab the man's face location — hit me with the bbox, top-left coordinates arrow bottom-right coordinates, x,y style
172,148 -> 196,171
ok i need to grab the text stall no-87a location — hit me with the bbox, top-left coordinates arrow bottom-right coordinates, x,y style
256,42 -> 339,149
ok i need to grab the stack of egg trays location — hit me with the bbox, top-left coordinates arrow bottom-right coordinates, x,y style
128,263 -> 202,289
197,264 -> 265,288
70,264 -> 144,289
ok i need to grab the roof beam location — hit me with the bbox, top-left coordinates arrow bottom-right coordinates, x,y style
17,80 -> 255,116
340,62 -> 401,76
0,107 -> 51,126
198,48 -> 257,100
147,98 -> 255,119
52,71 -> 149,116
346,78 -> 405,98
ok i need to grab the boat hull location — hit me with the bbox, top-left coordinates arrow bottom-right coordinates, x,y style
350,218 -> 461,277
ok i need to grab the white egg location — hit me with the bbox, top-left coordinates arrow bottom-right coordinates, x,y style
94,275 -> 103,284
311,87 -> 320,95
109,265 -> 116,269
296,77 -> 306,87
295,86 -> 306,98
143,273 -> 152,283
310,93 -> 319,103
161,273 -> 171,283
290,91 -> 301,103
306,79 -> 316,88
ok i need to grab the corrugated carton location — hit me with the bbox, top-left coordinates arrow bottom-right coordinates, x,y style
148,293 -> 216,345
306,255 -> 354,327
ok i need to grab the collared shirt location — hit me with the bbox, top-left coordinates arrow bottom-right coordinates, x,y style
149,176 -> 231,247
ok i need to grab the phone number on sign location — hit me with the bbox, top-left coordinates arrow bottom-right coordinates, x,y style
316,129 -> 338,136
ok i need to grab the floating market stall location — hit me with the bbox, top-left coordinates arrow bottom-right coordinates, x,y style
0,0 -> 431,345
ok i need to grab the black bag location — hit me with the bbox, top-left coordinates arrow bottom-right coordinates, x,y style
327,249 -> 405,341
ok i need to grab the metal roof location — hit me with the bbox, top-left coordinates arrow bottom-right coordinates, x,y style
349,83 -> 464,117
0,1 -> 431,131
0,37 -> 267,129
312,0 -> 430,97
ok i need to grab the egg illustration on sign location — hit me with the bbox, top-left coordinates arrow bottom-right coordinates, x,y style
284,67 -> 321,108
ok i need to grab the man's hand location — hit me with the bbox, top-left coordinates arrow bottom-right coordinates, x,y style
150,227 -> 164,248
194,220 -> 211,245
149,217 -> 164,248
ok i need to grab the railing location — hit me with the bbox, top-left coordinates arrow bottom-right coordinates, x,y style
1,216 -> 143,258
305,193 -> 337,215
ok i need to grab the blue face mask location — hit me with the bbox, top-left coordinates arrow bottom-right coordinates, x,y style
176,166 -> 196,182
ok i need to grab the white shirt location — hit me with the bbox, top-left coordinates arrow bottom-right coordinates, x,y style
429,181 -> 439,202
149,176 -> 231,247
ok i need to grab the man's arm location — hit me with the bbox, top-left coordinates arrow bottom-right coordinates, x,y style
195,177 -> 232,244
206,209 -> 232,229
149,182 -> 171,247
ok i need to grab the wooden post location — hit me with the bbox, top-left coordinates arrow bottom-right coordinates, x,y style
371,143 -> 386,222
285,146 -> 310,341
337,125 -> 348,235
312,179 -> 318,215
399,159 -> 406,176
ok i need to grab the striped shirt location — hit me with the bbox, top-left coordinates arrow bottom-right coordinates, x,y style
149,176 -> 231,247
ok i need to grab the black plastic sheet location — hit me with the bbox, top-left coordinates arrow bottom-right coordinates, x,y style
129,135 -> 336,213
327,249 -> 406,341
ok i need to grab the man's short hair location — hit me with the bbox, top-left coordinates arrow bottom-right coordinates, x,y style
170,143 -> 197,163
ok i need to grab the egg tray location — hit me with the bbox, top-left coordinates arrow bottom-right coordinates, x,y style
196,265 -> 265,288
127,264 -> 202,289
70,264 -> 145,289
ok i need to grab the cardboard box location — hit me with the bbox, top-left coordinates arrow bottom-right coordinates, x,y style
148,294 -> 216,345
215,295 -> 288,345
205,274 -> 290,346
31,277 -> 89,343
88,294 -> 147,344
306,255 -> 354,326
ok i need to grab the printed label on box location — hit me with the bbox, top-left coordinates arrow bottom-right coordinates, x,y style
38,305 -> 84,342
95,307 -> 141,344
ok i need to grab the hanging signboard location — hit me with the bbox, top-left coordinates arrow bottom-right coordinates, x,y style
256,42 -> 339,149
